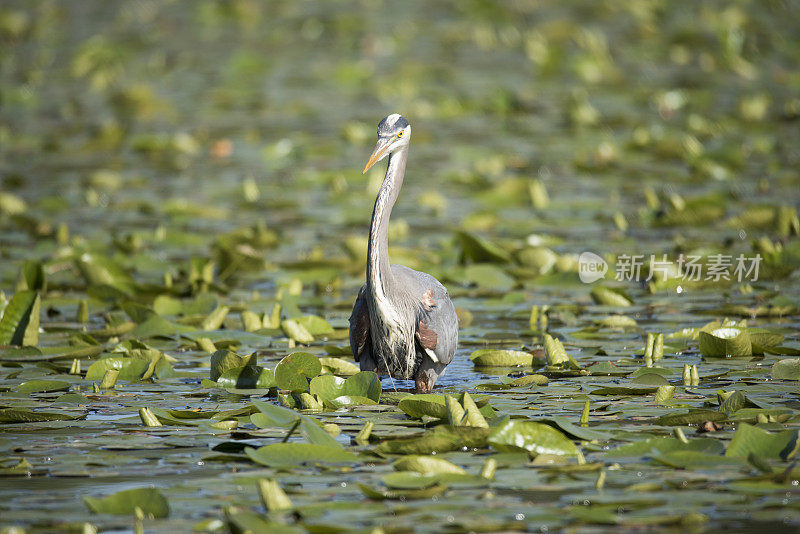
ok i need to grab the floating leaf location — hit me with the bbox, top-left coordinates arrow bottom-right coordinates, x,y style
543,416 -> 613,441
16,260 -> 46,292
309,374 -> 346,401
341,371 -> 380,402
257,479 -> 292,511
398,394 -> 448,419
649,450 -> 745,469
771,359 -> 800,380
393,455 -> 466,475
654,409 -> 728,426
217,365 -> 275,389
0,290 -> 41,346
295,315 -> 334,336
357,482 -> 448,501
210,349 -> 256,381
698,328 -> 752,357
596,314 -> 638,328
725,423 -> 800,460
319,357 -> 360,376
456,230 -> 512,263
281,319 -> 314,344
377,426 -> 491,455
74,253 -> 135,294
0,408 -> 84,424
606,437 -> 724,458
84,487 -> 169,518
245,443 -> 357,467
16,379 -> 70,394
488,418 -> 579,456
275,352 -> 322,392
251,400 -> 301,427
589,385 -> 659,396
590,286 -> 633,307
299,416 -> 342,448
469,349 -> 533,367
382,471 -> 441,489
85,357 -> 149,381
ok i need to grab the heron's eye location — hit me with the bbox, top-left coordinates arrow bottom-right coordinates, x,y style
397,131 -> 404,138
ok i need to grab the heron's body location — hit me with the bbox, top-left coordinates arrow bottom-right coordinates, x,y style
349,114 -> 458,393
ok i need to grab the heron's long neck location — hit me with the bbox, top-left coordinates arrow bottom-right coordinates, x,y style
367,147 -> 408,301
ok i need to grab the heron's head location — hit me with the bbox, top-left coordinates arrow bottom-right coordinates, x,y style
363,113 -> 411,173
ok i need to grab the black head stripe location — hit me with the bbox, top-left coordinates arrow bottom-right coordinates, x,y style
377,114 -> 409,136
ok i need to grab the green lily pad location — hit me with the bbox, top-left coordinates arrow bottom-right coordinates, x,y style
393,455 -> 466,475
589,385 -> 659,396
381,471 -> 440,489
590,286 -> 633,307
0,408 -> 84,424
311,371 -> 380,403
649,449 -> 745,469
295,315 -> 334,336
275,352 -> 322,392
606,437 -> 725,458
456,230 -> 512,263
16,379 -> 70,394
488,418 -> 579,456
244,443 -> 357,467
326,395 -> 378,407
397,393 -> 491,420
771,359 -> 800,380
281,319 -> 314,344
74,254 -> 136,294
654,409 -> 728,426
84,487 -> 169,517
357,482 -> 448,500
85,357 -> 150,381
543,415 -> 613,441
377,426 -> 491,455
309,374 -> 346,400
698,328 -> 752,357
251,400 -> 301,427
725,423 -> 800,460
319,357 -> 360,376
217,365 -> 275,389
0,290 -> 41,346
341,371 -> 380,402
210,349 -> 256,381
470,349 -> 533,367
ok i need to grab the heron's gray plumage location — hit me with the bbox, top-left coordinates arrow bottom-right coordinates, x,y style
349,114 -> 458,392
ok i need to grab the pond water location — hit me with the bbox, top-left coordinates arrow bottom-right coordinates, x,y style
1,1 -> 800,532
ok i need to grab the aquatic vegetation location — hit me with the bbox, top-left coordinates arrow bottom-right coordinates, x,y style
1,1 -> 799,532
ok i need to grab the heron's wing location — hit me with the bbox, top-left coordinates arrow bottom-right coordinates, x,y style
348,284 -> 370,362
416,290 -> 458,366
391,265 -> 459,367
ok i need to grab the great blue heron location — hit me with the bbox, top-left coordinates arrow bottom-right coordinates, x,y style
349,113 -> 458,393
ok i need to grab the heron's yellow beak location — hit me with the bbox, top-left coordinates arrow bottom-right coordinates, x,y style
363,137 -> 393,174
